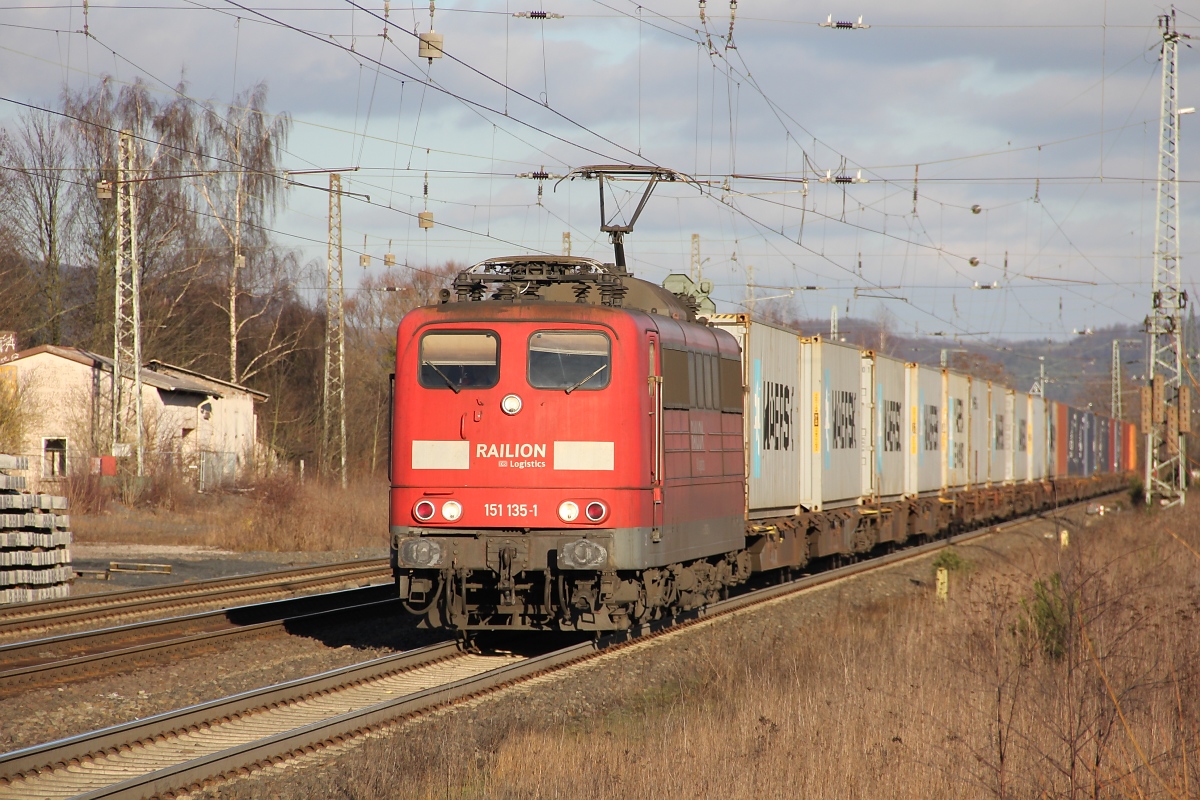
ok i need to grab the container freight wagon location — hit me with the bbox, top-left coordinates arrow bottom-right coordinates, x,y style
799,336 -> 867,511
907,364 -> 943,495
1110,420 -> 1122,474
868,352 -> 907,501
1030,396 -> 1048,480
1095,416 -> 1111,475
1123,421 -> 1139,472
1011,391 -> 1030,483
969,379 -> 990,485
1052,402 -> 1069,478
1066,407 -> 1093,476
991,388 -> 1014,484
943,371 -> 970,490
711,316 -> 802,519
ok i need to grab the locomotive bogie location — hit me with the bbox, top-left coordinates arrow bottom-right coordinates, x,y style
399,550 -> 752,631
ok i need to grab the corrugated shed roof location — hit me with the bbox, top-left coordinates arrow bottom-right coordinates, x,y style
9,345 -> 221,397
145,360 -> 269,401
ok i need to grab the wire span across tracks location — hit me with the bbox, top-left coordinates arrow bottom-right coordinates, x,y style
0,494 -> 1121,800
0,559 -> 392,641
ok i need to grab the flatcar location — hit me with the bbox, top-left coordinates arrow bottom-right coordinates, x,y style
390,256 -> 1134,632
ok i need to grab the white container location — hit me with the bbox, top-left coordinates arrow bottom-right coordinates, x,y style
710,315 -> 801,518
799,336 -> 867,510
968,378 -> 990,485
990,388 -> 1014,483
867,352 -> 907,501
1030,395 -> 1047,480
1011,391 -> 1030,483
943,370 -> 970,489
906,363 -> 943,495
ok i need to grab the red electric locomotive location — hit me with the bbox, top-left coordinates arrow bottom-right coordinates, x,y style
390,256 -> 750,631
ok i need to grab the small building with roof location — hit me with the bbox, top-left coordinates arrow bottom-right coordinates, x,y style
0,345 -> 268,491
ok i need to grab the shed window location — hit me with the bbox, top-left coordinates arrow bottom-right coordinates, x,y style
528,331 -> 610,391
43,438 -> 66,478
418,332 -> 499,390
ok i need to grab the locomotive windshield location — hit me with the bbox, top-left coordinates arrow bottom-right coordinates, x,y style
528,331 -> 611,392
418,332 -> 499,390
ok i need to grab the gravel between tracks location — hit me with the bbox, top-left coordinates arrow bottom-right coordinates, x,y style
69,545 -> 389,595
178,501 -> 1118,800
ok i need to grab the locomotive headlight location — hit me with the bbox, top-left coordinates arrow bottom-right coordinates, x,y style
501,394 -> 522,415
399,538 -> 444,567
413,500 -> 436,522
441,500 -> 463,521
557,500 -> 580,522
560,539 -> 609,569
584,501 -> 607,522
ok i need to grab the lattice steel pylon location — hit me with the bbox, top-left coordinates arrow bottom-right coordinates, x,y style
323,173 -> 347,488
1112,340 -> 1122,420
1145,8 -> 1189,507
111,129 -> 145,477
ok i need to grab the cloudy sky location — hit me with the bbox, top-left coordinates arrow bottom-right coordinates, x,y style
2,0 -> 1196,340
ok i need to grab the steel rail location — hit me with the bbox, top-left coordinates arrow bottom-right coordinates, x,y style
0,585 -> 402,697
0,494 -> 1116,800
0,559 -> 391,639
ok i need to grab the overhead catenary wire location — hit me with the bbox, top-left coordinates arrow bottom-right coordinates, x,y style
0,1 -> 1172,340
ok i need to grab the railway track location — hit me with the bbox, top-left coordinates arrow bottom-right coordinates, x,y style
0,497 -> 1112,800
0,559 -> 391,642
0,584 -> 403,697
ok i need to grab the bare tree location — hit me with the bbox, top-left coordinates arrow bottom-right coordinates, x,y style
345,263 -> 458,475
6,111 -> 76,345
188,83 -> 291,383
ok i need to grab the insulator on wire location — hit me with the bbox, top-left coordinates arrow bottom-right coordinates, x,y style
514,10 -> 563,19
420,173 -> 434,229
819,14 -> 870,29
419,0 -> 443,62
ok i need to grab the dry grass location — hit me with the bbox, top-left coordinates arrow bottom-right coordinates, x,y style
72,476 -> 389,553
256,506 -> 1200,800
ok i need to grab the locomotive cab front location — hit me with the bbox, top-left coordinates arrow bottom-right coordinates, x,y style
391,303 -> 656,630
390,257 -> 748,632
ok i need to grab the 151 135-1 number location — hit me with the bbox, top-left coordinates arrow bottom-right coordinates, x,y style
483,503 -> 538,518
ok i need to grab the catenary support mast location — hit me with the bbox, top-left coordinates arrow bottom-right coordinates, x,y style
323,173 -> 347,488
111,129 -> 145,478
1145,8 -> 1190,507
